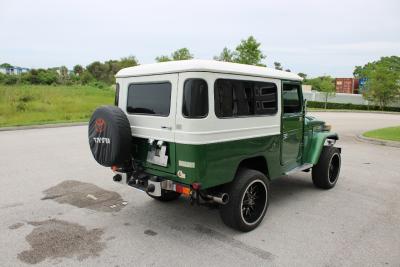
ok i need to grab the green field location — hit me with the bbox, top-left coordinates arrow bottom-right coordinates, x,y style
363,126 -> 400,142
0,85 -> 114,127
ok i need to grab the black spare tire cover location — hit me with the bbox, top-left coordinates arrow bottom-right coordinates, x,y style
88,105 -> 131,167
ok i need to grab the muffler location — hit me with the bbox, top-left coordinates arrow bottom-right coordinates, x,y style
206,193 -> 229,205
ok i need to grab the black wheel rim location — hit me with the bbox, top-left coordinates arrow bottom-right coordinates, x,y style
328,153 -> 340,184
241,180 -> 267,225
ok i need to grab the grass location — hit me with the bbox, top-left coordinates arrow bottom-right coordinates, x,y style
0,84 -> 114,127
363,126 -> 400,142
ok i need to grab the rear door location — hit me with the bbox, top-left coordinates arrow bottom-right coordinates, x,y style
122,74 -> 178,174
281,81 -> 303,169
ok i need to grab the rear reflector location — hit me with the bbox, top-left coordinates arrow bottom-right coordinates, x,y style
192,182 -> 201,190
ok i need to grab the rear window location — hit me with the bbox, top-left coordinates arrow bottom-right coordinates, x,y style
127,82 -> 171,116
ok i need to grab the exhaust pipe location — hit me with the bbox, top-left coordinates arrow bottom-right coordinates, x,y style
206,193 -> 229,205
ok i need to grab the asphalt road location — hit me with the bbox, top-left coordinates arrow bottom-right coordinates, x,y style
1,112 -> 400,266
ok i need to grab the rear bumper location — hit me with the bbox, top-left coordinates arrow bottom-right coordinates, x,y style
111,170 -> 228,205
112,171 -> 191,198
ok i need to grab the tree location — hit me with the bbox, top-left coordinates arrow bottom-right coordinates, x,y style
57,66 -> 69,84
86,61 -> 109,83
59,66 -> 68,76
155,55 -> 172,62
319,77 -> 336,109
156,48 -> 194,62
171,48 -> 193,60
213,47 -> 235,62
234,36 -> 266,66
274,62 -> 283,70
363,65 -> 400,110
214,36 -> 266,66
80,70 -> 94,84
354,56 -> 400,78
354,56 -> 400,110
0,63 -> 13,69
38,69 -> 58,85
118,56 -> 138,69
305,76 -> 336,109
298,72 -> 307,80
86,56 -> 139,84
73,65 -> 83,76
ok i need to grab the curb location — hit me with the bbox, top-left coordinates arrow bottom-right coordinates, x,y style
309,110 -> 400,115
356,134 -> 400,148
0,122 -> 88,132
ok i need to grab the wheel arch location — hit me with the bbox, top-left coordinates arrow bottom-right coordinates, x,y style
235,156 -> 270,180
305,132 -> 340,165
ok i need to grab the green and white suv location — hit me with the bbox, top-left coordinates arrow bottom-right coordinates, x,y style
88,60 -> 341,232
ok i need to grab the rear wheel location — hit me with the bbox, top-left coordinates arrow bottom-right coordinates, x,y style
312,146 -> 341,189
148,190 -> 181,202
220,168 -> 269,232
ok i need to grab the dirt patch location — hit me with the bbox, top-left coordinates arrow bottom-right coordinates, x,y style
18,219 -> 105,264
42,180 -> 126,212
9,222 -> 24,230
144,229 -> 158,236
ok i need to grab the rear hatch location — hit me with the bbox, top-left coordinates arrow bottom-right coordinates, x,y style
121,74 -> 178,174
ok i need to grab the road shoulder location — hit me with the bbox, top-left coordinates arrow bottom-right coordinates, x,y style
0,122 -> 87,132
356,134 -> 400,148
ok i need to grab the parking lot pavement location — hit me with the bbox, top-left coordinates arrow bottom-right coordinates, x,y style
0,112 -> 399,266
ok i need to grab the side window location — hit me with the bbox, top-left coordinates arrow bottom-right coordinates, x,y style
182,79 -> 208,118
214,79 -> 277,118
114,83 -> 120,106
282,84 -> 302,113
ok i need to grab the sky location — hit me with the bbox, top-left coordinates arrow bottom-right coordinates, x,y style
0,0 -> 399,77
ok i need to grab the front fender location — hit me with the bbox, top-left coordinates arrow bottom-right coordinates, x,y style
305,132 -> 339,165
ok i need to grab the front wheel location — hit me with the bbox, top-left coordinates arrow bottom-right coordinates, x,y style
219,168 -> 269,232
312,146 -> 341,189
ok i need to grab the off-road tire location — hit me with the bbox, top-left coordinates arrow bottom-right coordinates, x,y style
88,105 -> 131,167
148,190 -> 181,202
220,168 -> 269,232
312,146 -> 341,189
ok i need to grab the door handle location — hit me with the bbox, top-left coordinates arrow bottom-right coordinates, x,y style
161,126 -> 172,130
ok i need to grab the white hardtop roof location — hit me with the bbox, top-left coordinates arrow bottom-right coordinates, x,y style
116,59 -> 302,81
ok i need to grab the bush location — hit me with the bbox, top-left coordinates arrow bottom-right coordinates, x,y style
89,80 -> 110,90
307,101 -> 400,112
2,74 -> 18,85
19,95 -> 35,102
80,71 -> 95,85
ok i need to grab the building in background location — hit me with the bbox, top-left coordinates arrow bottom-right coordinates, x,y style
301,84 -> 312,92
0,66 -> 30,75
335,78 -> 359,94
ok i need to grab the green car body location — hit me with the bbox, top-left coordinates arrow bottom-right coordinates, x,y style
131,115 -> 337,190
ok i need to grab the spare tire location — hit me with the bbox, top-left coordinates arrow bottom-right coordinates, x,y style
88,105 -> 132,167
